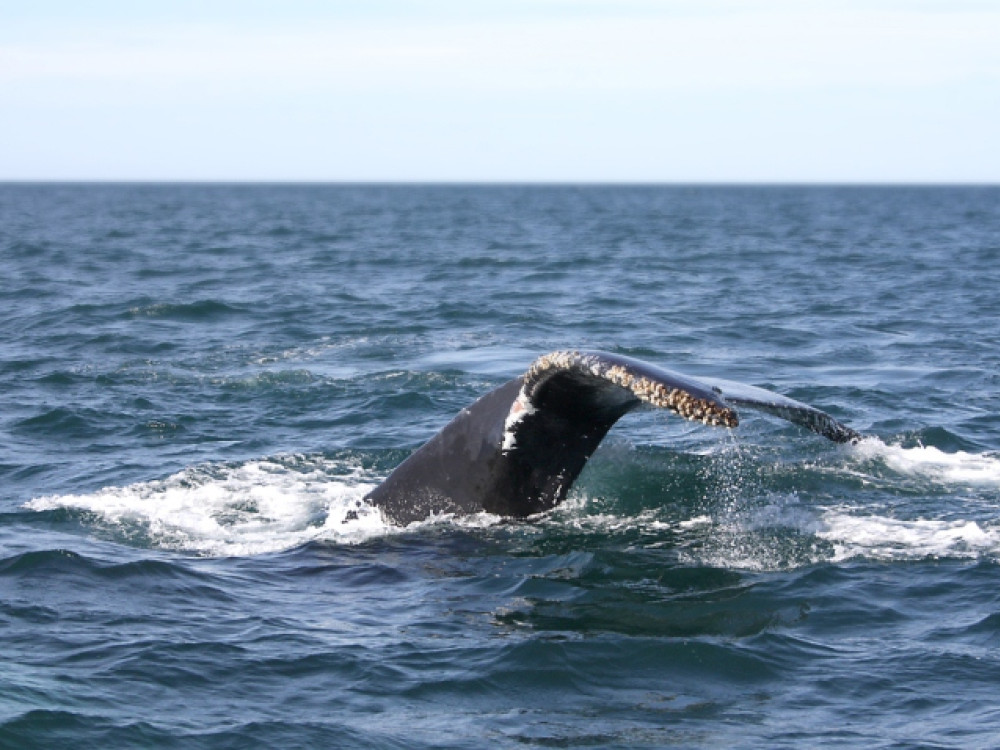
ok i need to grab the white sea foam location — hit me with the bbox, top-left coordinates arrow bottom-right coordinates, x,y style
676,438 -> 1000,569
851,436 -> 1000,486
681,501 -> 1000,570
816,510 -> 1000,562
806,440 -> 1000,563
25,457 -> 390,557
25,439 -> 1000,564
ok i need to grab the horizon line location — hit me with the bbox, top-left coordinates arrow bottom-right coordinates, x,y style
2,179 -> 998,188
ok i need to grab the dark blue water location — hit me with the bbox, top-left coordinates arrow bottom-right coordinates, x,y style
2,184 -> 999,748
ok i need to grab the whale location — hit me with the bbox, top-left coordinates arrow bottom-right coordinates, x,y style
364,350 -> 861,525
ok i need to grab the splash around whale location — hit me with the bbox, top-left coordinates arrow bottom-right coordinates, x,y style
365,351 -> 861,525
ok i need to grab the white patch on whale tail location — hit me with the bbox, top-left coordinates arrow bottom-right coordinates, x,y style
501,388 -> 536,453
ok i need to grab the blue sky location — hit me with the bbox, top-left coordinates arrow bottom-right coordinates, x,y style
2,0 -> 997,181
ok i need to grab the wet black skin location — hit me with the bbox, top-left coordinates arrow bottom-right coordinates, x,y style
364,352 -> 860,526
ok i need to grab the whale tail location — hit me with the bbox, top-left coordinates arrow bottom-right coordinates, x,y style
365,351 -> 860,525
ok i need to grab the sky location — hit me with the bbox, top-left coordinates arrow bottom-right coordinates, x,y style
1,0 -> 998,182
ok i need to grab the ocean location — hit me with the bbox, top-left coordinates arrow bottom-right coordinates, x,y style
1,183 -> 999,748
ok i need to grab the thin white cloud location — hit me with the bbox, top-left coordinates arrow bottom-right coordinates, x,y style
1,1 -> 998,180
3,7 -> 997,90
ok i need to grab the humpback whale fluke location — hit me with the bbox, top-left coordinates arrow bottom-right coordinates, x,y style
365,351 -> 861,525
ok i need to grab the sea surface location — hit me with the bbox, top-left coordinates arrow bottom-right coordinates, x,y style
1,183 -> 999,748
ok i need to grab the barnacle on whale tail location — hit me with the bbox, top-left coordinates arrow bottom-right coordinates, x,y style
521,350 -> 739,428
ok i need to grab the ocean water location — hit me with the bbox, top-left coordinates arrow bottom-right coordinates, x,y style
1,183 -> 999,748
